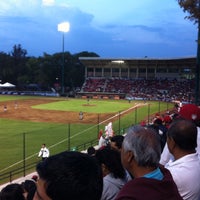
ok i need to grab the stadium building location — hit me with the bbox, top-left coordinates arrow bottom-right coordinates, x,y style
78,56 -> 196,102
80,57 -> 195,79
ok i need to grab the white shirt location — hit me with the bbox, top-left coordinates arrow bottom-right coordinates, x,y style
160,127 -> 200,165
166,153 -> 200,200
38,147 -> 50,158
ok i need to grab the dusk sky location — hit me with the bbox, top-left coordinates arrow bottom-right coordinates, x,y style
0,0 -> 198,58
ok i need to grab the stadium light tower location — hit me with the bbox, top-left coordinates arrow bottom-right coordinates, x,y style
57,22 -> 70,95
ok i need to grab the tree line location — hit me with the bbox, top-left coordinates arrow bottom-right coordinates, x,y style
0,44 -> 99,94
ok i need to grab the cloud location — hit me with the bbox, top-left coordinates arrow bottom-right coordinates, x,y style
42,0 -> 55,6
0,0 -> 197,58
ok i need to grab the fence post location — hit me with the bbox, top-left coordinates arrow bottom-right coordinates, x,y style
135,107 -> 137,124
118,111 -> 121,134
148,104 -> 150,124
9,171 -> 12,183
68,123 -> 70,151
23,132 -> 26,177
97,114 -> 100,136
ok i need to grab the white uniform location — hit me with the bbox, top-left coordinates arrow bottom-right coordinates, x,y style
38,147 -> 50,159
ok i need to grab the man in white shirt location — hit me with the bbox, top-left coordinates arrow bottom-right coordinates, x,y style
160,104 -> 200,165
164,119 -> 200,200
38,144 -> 50,161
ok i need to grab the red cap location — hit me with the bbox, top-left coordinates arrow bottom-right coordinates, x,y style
179,104 -> 200,121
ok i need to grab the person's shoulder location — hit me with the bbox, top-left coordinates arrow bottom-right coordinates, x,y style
115,179 -> 147,200
117,178 -> 136,188
166,153 -> 200,172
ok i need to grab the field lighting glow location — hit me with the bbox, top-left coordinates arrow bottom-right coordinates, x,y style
111,60 -> 124,64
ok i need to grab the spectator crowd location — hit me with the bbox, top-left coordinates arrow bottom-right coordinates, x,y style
81,77 -> 194,102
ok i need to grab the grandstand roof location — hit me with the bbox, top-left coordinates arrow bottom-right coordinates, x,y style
79,57 -> 196,68
79,56 -> 195,60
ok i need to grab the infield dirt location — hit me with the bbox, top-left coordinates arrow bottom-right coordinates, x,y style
0,98 -> 117,124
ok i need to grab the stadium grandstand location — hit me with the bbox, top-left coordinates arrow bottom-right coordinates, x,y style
78,56 -> 196,103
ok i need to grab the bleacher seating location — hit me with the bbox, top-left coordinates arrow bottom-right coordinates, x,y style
81,77 -> 194,103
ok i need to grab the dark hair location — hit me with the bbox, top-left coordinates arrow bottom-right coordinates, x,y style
0,183 -> 25,200
167,119 -> 197,151
87,146 -> 96,156
110,135 -> 124,149
21,180 -> 36,200
153,118 -> 163,125
36,151 -> 103,200
95,147 -> 126,179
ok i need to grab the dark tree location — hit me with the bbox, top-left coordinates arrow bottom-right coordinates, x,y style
0,44 -> 99,94
0,52 -> 11,83
10,44 -> 28,85
11,44 -> 27,60
177,0 -> 200,22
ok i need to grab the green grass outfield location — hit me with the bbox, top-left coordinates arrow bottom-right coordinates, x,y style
0,95 -> 173,177
32,98 -> 132,113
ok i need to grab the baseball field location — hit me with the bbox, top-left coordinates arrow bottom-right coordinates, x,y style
0,95 -> 173,178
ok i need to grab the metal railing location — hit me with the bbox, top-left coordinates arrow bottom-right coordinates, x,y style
0,161 -> 37,185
